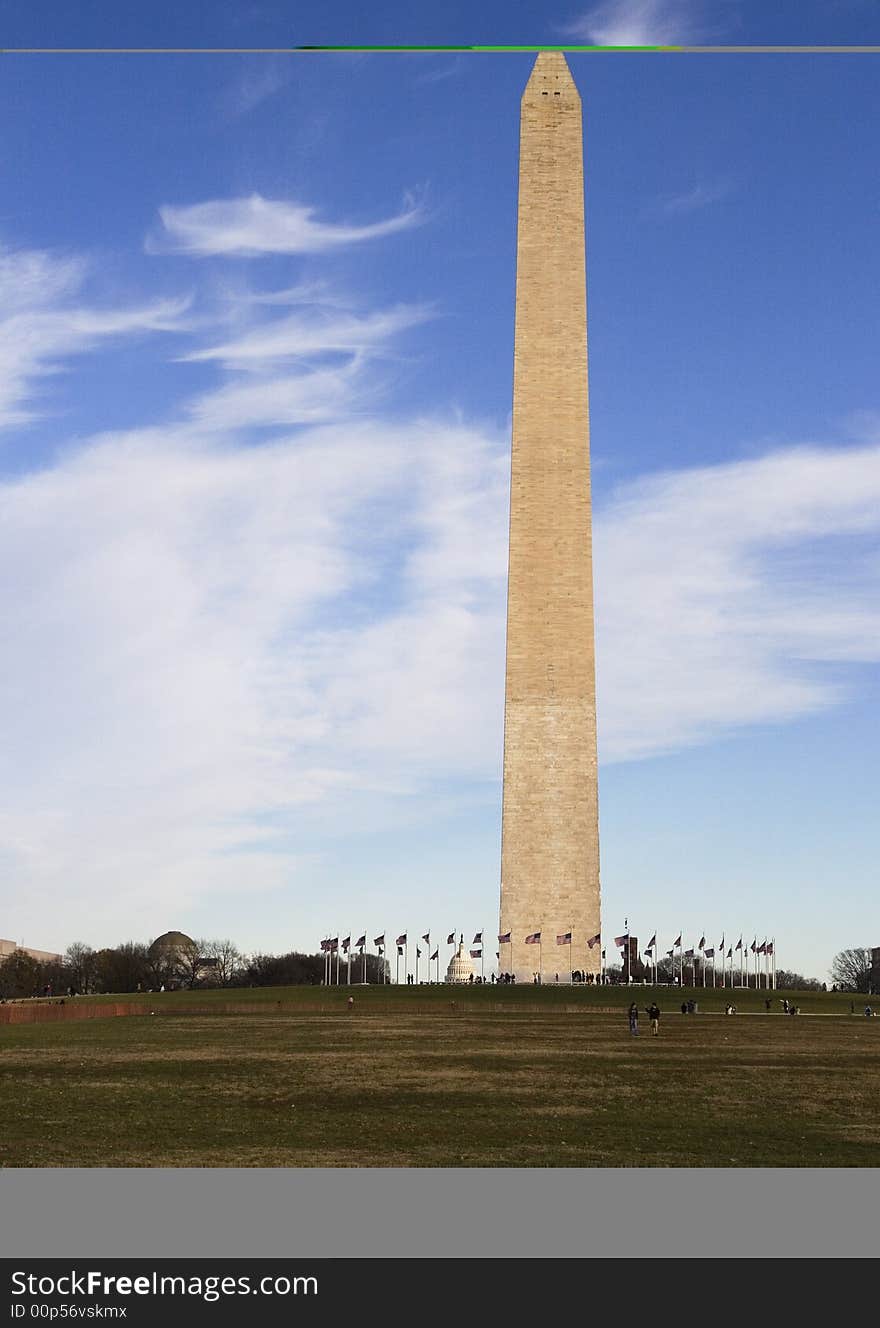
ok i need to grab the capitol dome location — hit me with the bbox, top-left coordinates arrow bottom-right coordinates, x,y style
445,937 -> 474,984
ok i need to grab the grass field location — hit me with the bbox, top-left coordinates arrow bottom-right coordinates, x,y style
2,985 -> 878,1167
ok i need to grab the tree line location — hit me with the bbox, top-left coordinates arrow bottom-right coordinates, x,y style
0,937 -> 389,999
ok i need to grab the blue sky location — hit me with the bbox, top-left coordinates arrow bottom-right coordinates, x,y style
1,1 -> 879,982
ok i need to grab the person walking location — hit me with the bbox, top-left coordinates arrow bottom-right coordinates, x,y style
628,1001 -> 639,1036
647,1002 -> 661,1036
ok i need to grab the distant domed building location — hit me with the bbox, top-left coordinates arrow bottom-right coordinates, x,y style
445,936 -> 474,984
148,930 -> 196,965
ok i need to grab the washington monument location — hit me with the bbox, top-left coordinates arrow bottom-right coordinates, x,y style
499,53 -> 601,983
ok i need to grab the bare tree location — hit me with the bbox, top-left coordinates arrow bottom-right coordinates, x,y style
830,948 -> 872,993
774,970 -> 822,991
174,938 -> 207,990
64,941 -> 94,993
202,939 -> 242,987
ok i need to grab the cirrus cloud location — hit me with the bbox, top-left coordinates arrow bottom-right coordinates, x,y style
150,193 -> 424,257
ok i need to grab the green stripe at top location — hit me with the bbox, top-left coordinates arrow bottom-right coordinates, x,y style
296,44 -> 672,52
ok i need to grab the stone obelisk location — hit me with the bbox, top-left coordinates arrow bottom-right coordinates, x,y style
499,53 -> 600,983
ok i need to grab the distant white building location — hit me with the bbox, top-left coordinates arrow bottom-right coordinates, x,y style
0,938 -> 62,964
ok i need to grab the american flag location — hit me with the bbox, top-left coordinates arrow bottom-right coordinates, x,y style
396,933 -> 407,946
470,949 -> 482,959
698,935 -> 706,950
735,937 -> 743,951
524,932 -> 541,945
719,935 -> 725,950
498,931 -> 511,944
726,947 -> 733,958
587,933 -> 601,949
320,939 -> 329,952
646,933 -> 656,950
750,938 -> 757,953
416,948 -> 421,958
447,932 -> 455,945
556,932 -> 572,945
397,945 -> 403,956
373,934 -> 385,947
430,950 -> 438,962
342,936 -> 350,952
766,941 -> 774,956
666,949 -> 674,958
356,935 -> 366,949
614,935 -> 628,948
329,938 -> 339,951
673,934 -> 682,947
684,948 -> 695,957
473,932 -> 482,944
704,947 -> 715,958
757,941 -> 766,955
422,933 -> 430,945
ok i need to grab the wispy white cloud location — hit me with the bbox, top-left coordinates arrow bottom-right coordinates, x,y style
150,193 -> 423,257
658,178 -> 733,215
412,56 -> 466,85
0,417 -> 508,940
222,58 -> 290,117
185,363 -> 368,431
0,245 -> 189,430
594,441 -> 880,760
566,0 -> 707,45
180,303 -> 429,368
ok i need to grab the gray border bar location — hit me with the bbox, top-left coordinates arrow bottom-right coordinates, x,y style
1,1170 -> 876,1259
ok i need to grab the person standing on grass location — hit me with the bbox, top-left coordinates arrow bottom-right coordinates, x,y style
628,1002 -> 639,1035
647,1002 -> 660,1036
